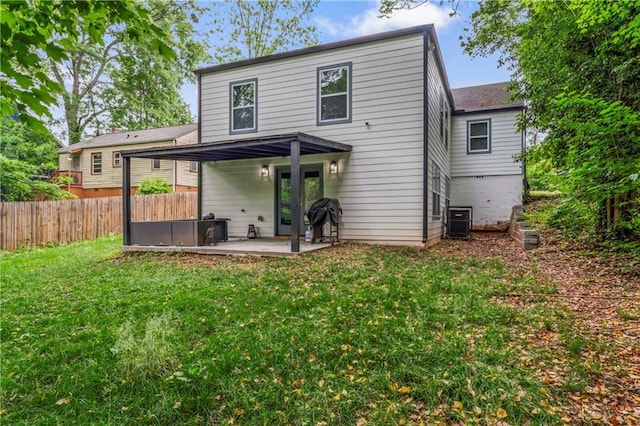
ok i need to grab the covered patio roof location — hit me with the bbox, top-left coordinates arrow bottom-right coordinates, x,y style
121,132 -> 352,162
121,132 -> 352,253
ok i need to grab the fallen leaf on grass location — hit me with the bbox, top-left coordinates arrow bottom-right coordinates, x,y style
56,397 -> 70,405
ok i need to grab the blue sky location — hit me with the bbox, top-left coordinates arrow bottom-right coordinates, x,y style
181,0 -> 510,118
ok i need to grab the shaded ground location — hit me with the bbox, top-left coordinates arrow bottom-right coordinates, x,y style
430,230 -> 640,425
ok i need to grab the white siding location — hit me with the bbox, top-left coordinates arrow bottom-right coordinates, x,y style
451,111 -> 523,177
200,34 -> 427,242
451,175 -> 522,229
425,41 -> 452,242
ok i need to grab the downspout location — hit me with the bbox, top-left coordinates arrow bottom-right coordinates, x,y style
197,73 -> 203,220
172,138 -> 177,192
422,31 -> 430,243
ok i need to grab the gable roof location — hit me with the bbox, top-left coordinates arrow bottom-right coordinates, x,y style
451,82 -> 524,114
59,123 -> 197,153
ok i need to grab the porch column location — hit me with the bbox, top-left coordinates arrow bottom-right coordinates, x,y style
122,156 -> 131,245
290,140 -> 301,252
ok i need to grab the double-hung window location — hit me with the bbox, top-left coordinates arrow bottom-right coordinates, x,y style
467,119 -> 491,153
113,151 -> 121,168
230,79 -> 257,133
317,63 -> 351,125
152,159 -> 161,170
91,153 -> 102,175
432,162 -> 441,219
189,161 -> 198,173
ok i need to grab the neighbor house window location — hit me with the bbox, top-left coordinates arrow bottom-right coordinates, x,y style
113,151 -> 121,168
230,78 -> 257,133
189,161 -> 198,172
432,162 -> 441,219
91,153 -> 102,174
467,119 -> 491,153
152,159 -> 161,170
317,63 -> 351,125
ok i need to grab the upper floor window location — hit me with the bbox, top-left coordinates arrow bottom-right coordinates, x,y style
317,63 -> 351,125
230,79 -> 257,133
440,92 -> 449,150
152,158 -> 161,170
113,151 -> 122,168
467,119 -> 491,154
91,153 -> 102,174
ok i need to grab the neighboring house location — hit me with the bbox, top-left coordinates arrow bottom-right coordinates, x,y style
120,25 -> 525,250
56,124 -> 198,198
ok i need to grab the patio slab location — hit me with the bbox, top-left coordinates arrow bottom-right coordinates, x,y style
122,238 -> 336,257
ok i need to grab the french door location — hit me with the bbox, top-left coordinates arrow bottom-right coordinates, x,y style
276,165 -> 323,235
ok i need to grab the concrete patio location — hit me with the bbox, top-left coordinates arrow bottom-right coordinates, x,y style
121,238 -> 336,257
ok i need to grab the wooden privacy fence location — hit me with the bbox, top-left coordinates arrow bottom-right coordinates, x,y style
0,192 -> 197,252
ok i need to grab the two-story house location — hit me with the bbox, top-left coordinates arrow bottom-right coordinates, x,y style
56,123 -> 199,198
120,25 -> 525,252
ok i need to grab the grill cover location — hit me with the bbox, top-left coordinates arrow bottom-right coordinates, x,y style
307,198 -> 342,227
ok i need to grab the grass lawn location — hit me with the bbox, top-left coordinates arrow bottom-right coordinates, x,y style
0,237 -> 569,424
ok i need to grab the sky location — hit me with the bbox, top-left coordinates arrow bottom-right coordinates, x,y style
180,0 -> 511,118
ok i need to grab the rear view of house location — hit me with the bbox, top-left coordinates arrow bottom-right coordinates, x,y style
56,124 -> 198,198
121,25 -> 525,252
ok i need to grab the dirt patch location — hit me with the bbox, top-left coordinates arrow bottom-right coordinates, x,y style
431,231 -> 640,424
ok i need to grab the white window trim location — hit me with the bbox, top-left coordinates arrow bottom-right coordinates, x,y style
317,63 -> 352,125
152,158 -> 161,170
113,151 -> 121,168
467,119 -> 492,154
229,78 -> 257,134
91,152 -> 102,175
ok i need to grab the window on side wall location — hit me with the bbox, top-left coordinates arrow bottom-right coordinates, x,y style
91,153 -> 102,174
230,79 -> 257,133
317,63 -> 351,125
467,119 -> 491,154
190,161 -> 198,172
113,151 -> 121,168
152,158 -> 161,170
432,162 -> 441,219
439,92 -> 450,150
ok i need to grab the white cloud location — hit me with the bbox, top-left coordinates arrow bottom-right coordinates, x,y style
316,2 -> 454,39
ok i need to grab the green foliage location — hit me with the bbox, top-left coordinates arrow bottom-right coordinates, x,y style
212,0 -> 319,63
0,118 -> 59,172
0,154 -> 74,201
546,198 -> 594,239
136,177 -> 172,194
0,0 -> 175,137
464,0 -> 640,242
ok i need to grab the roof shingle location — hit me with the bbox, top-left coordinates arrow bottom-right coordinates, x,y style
451,82 -> 524,113
59,123 -> 197,153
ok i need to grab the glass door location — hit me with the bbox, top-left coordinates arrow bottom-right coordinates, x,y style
276,165 -> 323,236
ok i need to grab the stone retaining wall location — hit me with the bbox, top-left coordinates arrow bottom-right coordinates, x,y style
509,205 -> 539,251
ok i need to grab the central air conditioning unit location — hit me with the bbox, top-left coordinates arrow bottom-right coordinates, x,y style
446,207 -> 473,240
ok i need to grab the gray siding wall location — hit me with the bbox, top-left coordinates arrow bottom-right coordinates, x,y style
425,43 -> 452,242
451,110 -> 523,177
200,33 -> 429,242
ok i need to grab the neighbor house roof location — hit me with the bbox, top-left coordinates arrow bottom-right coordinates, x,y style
451,82 -> 524,114
59,123 -> 197,153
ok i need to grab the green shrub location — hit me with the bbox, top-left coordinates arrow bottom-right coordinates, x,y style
137,177 -> 172,195
547,198 -> 594,238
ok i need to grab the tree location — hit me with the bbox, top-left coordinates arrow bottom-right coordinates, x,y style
211,0 -> 319,63
0,118 -> 60,174
1,0 -> 176,137
46,0 -> 208,143
463,0 -> 640,241
0,155 -> 74,202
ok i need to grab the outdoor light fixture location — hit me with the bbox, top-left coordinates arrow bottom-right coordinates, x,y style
261,165 -> 269,177
329,160 -> 338,174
